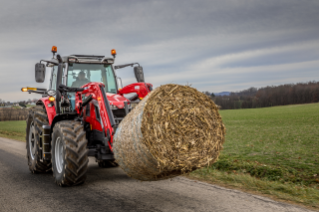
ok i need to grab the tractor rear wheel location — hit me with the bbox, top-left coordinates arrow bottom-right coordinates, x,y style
26,105 -> 51,173
52,120 -> 88,186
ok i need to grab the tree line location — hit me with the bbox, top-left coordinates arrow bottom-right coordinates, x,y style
0,108 -> 29,121
204,81 -> 319,109
0,98 -> 38,107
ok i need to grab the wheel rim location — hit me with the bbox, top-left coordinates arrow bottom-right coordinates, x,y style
55,137 -> 64,174
29,122 -> 36,160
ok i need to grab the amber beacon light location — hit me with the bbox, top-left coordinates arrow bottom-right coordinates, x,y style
52,46 -> 57,53
111,49 -> 116,58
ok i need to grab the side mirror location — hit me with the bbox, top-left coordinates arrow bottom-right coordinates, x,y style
35,63 -> 46,83
134,66 -> 145,82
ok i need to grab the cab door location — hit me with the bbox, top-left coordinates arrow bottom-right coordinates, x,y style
49,66 -> 59,91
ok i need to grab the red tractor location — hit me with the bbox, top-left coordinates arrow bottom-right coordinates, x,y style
22,46 -> 152,186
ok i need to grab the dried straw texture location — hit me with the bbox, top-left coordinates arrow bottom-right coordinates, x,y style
113,84 -> 225,181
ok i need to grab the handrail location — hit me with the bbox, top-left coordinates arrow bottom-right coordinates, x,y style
114,62 -> 140,70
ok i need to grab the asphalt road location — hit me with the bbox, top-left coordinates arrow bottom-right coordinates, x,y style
0,137 -> 314,212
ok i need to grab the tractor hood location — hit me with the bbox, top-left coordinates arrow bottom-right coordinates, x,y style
106,93 -> 129,109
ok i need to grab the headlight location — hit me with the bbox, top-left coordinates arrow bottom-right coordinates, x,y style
47,89 -> 56,96
111,104 -> 117,110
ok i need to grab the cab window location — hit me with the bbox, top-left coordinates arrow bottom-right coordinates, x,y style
67,63 -> 117,93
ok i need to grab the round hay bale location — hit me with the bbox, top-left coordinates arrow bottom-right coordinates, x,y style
113,84 -> 225,181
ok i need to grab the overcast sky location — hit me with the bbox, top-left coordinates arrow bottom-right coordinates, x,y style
0,0 -> 318,101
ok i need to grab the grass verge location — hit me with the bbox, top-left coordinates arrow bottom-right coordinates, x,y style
188,168 -> 319,210
0,121 -> 26,141
189,103 -> 319,209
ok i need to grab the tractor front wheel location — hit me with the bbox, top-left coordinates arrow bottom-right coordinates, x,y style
52,121 -> 88,186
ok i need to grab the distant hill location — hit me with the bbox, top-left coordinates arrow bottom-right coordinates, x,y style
214,92 -> 230,96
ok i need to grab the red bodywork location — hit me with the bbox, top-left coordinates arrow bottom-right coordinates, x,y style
39,81 -> 152,152
118,82 -> 152,99
40,98 -> 56,124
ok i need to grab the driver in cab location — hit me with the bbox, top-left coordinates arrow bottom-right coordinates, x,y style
71,71 -> 90,87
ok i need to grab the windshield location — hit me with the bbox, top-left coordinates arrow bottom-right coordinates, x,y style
67,63 -> 117,93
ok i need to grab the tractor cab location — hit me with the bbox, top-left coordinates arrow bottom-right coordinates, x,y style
49,55 -> 125,114
45,51 -> 151,126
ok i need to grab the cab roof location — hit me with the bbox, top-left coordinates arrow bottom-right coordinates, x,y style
43,54 -> 114,67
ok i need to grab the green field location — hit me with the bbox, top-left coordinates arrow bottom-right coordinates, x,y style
0,120 -> 26,141
189,103 -> 319,209
219,103 -> 319,185
1,103 -> 319,208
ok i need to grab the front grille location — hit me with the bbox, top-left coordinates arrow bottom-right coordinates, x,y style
112,109 -> 126,118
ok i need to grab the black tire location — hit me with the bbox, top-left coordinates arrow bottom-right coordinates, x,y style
98,160 -> 119,168
52,120 -> 88,186
26,105 -> 51,173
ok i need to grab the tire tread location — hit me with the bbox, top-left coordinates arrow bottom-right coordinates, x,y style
52,120 -> 88,186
